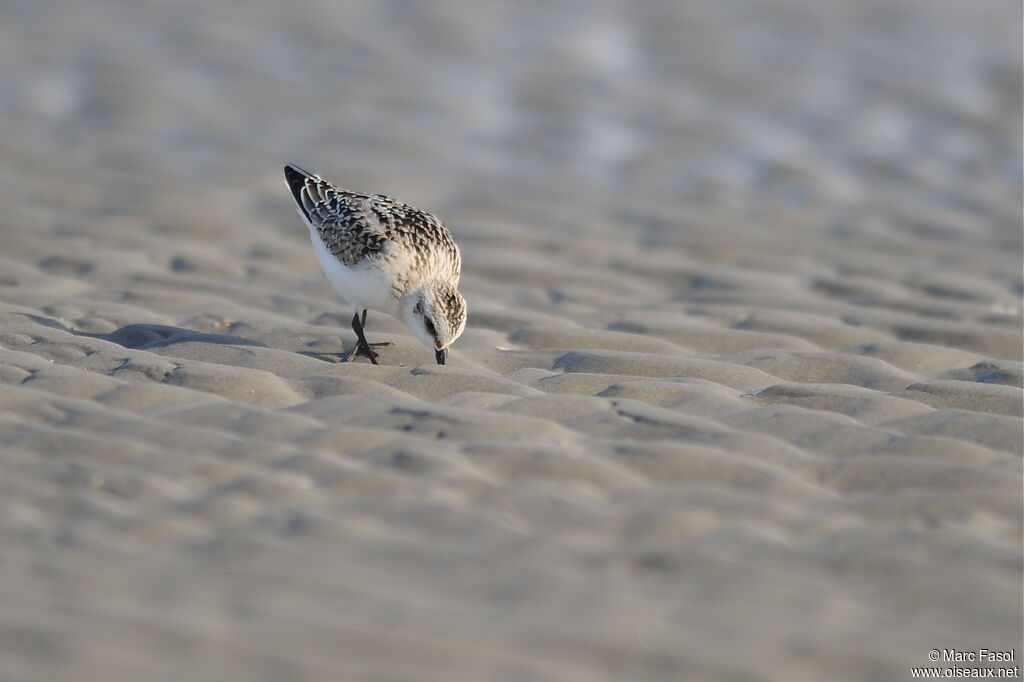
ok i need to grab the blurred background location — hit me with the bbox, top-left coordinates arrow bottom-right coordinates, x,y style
0,1 -> 1020,680
2,0 -> 1019,241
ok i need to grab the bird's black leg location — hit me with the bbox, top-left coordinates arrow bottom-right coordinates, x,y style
349,311 -> 379,364
347,310 -> 392,364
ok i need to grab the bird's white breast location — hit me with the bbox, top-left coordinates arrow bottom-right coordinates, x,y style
306,223 -> 402,318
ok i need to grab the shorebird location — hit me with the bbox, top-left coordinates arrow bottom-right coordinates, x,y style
284,164 -> 466,365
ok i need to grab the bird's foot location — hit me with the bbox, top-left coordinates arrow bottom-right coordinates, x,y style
345,341 -> 394,364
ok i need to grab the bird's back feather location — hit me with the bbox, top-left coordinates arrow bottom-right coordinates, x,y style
283,164 -> 461,293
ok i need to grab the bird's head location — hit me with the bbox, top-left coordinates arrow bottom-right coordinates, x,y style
403,281 -> 466,365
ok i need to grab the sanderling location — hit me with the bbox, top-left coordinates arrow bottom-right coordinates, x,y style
284,164 -> 466,365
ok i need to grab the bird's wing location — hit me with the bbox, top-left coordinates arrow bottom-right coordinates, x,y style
284,164 -> 461,281
284,164 -> 389,266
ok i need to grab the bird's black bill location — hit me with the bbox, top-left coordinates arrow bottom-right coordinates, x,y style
435,348 -> 447,365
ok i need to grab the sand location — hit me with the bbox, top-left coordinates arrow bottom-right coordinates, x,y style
0,0 -> 1021,680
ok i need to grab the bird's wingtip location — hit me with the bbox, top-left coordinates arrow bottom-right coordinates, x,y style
283,164 -> 315,199
284,163 -> 313,180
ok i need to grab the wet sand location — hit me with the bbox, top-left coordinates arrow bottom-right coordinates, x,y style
0,1 -> 1021,680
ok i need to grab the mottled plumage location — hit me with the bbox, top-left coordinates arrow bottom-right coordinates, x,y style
283,164 -> 467,365
285,165 -> 460,294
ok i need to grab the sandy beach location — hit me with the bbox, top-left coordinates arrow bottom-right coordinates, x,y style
1,0 -> 1021,680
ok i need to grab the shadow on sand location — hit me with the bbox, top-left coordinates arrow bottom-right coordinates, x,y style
21,314 -> 268,351
19,314 -> 361,363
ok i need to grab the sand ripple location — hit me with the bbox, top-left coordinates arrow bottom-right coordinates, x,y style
0,0 -> 1020,680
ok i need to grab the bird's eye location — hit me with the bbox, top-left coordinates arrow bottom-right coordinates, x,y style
424,318 -> 437,337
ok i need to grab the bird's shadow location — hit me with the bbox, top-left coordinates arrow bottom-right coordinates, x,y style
20,314 -> 268,351
295,349 -> 349,364
19,314 -> 365,364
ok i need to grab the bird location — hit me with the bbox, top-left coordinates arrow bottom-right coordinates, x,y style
283,164 -> 466,365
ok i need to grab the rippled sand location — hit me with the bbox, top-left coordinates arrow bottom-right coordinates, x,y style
1,1 -> 1021,680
